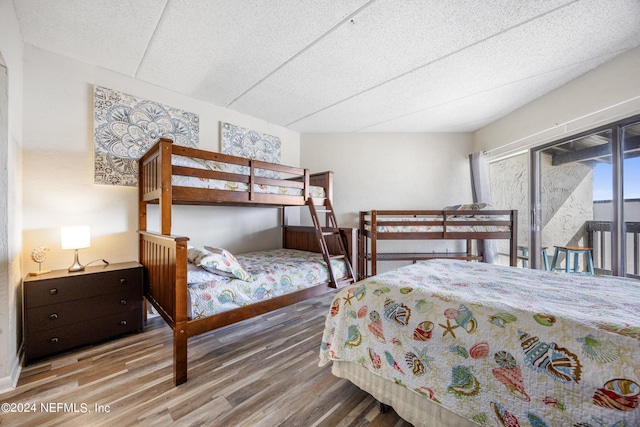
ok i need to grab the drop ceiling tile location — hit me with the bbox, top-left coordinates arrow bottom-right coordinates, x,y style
287,0 -> 640,132
230,0 -> 576,125
11,0 -> 640,133
290,50 -> 620,133
362,70 -> 585,133
136,0 -> 371,106
14,0 -> 165,75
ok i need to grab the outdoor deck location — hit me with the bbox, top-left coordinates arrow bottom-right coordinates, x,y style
586,220 -> 640,279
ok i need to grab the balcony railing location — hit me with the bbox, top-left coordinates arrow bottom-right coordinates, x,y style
586,221 -> 640,279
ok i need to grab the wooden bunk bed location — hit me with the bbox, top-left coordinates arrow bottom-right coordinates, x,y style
138,138 -> 355,385
358,209 -> 518,278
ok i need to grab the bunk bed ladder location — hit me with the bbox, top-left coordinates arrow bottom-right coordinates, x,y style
307,199 -> 356,288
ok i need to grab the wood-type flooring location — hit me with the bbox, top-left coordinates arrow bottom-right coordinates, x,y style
0,293 -> 413,426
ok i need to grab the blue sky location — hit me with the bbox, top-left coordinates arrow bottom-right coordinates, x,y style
593,157 -> 640,200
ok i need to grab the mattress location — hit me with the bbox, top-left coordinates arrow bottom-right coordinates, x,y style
188,248 -> 346,319
171,154 -> 325,198
319,259 -> 640,426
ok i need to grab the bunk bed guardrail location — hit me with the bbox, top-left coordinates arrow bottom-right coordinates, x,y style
358,209 -> 518,278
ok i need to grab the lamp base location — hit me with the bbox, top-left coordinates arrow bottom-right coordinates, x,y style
68,249 -> 86,272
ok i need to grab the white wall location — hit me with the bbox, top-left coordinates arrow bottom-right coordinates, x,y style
21,45 -> 301,272
0,0 -> 25,392
301,133 -> 473,272
474,46 -> 640,158
489,153 -> 529,250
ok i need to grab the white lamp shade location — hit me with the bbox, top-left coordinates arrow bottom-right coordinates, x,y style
61,226 -> 90,250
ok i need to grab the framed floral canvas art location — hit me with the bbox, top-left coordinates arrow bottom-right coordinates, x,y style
93,86 -> 199,186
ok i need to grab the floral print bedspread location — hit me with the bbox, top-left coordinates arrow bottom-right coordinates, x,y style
319,259 -> 640,426
172,175 -> 325,198
171,154 -> 325,197
365,216 -> 509,233
189,249 -> 346,319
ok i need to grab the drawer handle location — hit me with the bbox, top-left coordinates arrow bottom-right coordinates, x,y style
120,299 -> 127,305
50,337 -> 59,344
120,320 -> 127,326
120,278 -> 127,284
49,313 -> 58,320
49,288 -> 58,295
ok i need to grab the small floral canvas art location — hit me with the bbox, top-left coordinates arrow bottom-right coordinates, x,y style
220,122 -> 281,179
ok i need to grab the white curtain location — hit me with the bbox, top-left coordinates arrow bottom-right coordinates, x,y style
469,151 -> 499,264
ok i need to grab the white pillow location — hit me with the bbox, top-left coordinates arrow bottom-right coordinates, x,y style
188,247 -> 253,282
456,203 -> 489,211
172,155 -> 210,170
204,159 -> 229,172
173,155 -> 229,174
442,203 -> 489,211
186,262 -> 229,284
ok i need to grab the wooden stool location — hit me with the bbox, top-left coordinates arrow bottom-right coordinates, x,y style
517,246 -> 549,270
550,246 -> 594,274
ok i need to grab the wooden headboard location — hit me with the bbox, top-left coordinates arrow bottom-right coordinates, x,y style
283,225 -> 357,272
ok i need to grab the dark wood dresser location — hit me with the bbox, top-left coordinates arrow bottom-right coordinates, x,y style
23,261 -> 143,363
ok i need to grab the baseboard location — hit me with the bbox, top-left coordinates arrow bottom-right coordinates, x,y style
0,348 -> 22,394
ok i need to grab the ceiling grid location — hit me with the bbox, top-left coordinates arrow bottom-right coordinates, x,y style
13,0 -> 640,133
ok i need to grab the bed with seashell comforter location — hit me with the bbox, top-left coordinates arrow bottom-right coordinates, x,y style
319,259 -> 640,427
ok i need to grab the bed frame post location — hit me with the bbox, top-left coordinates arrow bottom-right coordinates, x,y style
318,171 -> 333,206
358,211 -> 365,280
159,138 -> 173,235
303,170 -> 309,201
249,160 -> 255,201
510,210 -> 518,267
371,210 -> 378,276
173,238 -> 189,385
174,323 -> 188,386
281,206 -> 289,248
139,162 -> 147,232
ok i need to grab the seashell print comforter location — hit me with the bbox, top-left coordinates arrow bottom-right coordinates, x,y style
188,249 -> 346,319
319,259 -> 640,426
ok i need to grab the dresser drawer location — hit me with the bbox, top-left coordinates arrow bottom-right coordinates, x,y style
25,290 -> 142,333
25,309 -> 143,362
25,267 -> 142,308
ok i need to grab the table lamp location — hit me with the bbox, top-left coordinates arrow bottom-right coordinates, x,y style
61,226 -> 90,272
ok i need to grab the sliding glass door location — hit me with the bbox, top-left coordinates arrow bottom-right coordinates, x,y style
529,114 -> 640,278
